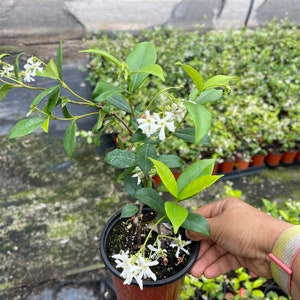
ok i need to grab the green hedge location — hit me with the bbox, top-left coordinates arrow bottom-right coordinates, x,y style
86,19 -> 300,161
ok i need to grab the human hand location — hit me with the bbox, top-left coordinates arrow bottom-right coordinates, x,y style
187,197 -> 292,278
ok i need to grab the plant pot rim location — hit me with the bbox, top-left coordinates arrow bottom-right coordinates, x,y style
99,207 -> 200,287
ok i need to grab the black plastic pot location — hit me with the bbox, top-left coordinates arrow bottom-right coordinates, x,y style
99,207 -> 200,300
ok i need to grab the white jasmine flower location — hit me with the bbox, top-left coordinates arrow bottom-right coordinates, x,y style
23,57 -> 43,82
112,250 -> 139,281
1,64 -> 14,77
137,110 -> 159,137
171,102 -> 187,122
153,112 -> 175,141
147,239 -> 167,259
135,255 -> 158,290
112,251 -> 158,290
131,166 -> 144,185
169,234 -> 191,258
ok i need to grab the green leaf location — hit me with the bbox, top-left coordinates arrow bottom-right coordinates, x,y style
57,40 -> 63,80
157,154 -> 183,169
126,42 -> 157,92
174,128 -> 195,143
121,204 -> 138,218
181,212 -> 210,236
0,53 -> 9,60
178,63 -> 204,92
0,84 -> 13,101
41,117 -> 50,133
203,75 -> 236,90
92,81 -> 123,101
178,175 -> 223,201
196,89 -> 223,104
107,94 -> 131,114
92,110 -> 105,133
62,105 -> 73,118
13,52 -> 25,81
39,59 -> 60,80
124,175 -> 140,196
185,102 -> 212,144
177,159 -> 216,194
165,202 -> 188,234
9,116 -> 46,139
30,85 -> 60,108
63,120 -> 77,157
80,49 -> 121,67
135,188 -> 165,216
252,278 -> 265,289
149,158 -> 178,198
251,289 -> 265,298
45,86 -> 60,115
105,149 -> 136,169
131,64 -> 165,82
136,143 -> 157,174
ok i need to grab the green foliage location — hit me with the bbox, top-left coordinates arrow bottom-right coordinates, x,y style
86,19 -> 300,160
0,40 -> 235,238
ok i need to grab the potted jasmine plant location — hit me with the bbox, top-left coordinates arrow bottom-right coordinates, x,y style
0,41 -> 235,300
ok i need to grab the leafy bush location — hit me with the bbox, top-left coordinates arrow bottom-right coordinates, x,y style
86,19 -> 300,160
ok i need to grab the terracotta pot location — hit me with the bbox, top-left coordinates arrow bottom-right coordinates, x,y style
235,158 -> 250,170
153,170 -> 181,185
296,150 -> 300,161
251,154 -> 266,167
265,152 -> 283,167
99,208 -> 200,300
218,160 -> 235,173
212,163 -> 219,175
281,151 -> 297,164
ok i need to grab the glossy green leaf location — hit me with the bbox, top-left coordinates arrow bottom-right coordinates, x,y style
178,63 -> 204,92
80,49 -> 121,67
196,89 -> 223,104
121,204 -> 138,218
149,158 -> 178,198
9,116 -> 46,139
45,86 -> 60,115
185,102 -> 212,144
178,175 -> 223,201
13,52 -> 25,81
126,42 -> 157,92
124,175 -> 140,196
156,154 -> 183,169
57,40 -> 63,80
177,159 -> 216,194
174,127 -> 195,143
135,187 -> 165,216
0,84 -> 13,101
62,105 -> 73,118
39,59 -> 60,80
30,85 -> 60,108
181,212 -> 210,236
131,64 -> 165,82
41,117 -> 50,133
251,289 -> 265,298
165,202 -> 188,234
203,75 -> 236,90
105,149 -> 136,169
107,94 -> 131,113
63,120 -> 77,157
136,143 -> 157,174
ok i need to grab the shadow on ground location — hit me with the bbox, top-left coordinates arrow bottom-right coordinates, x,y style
0,134 -> 299,299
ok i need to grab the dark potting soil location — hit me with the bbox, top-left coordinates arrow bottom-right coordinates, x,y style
106,210 -> 193,281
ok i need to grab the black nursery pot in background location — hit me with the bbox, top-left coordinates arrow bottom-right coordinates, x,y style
99,207 -> 200,300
